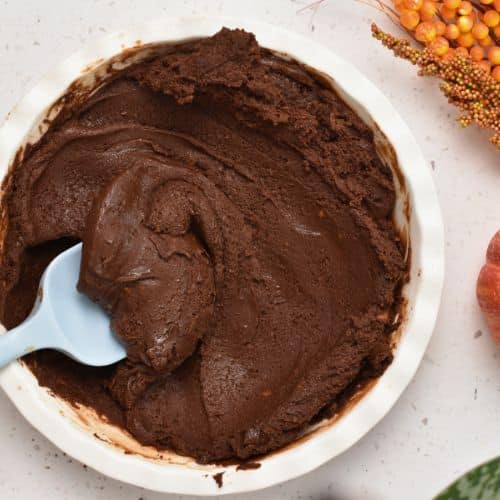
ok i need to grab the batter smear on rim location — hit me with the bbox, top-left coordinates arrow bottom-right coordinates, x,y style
0,28 -> 408,462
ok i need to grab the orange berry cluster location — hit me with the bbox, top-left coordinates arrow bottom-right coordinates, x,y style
372,23 -> 500,147
393,0 -> 500,80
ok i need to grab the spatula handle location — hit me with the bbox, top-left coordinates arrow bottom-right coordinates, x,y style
0,298 -> 59,369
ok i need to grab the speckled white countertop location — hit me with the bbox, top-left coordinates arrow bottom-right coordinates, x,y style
0,1 -> 498,499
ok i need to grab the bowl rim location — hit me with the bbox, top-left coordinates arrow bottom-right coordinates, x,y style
0,16 -> 444,496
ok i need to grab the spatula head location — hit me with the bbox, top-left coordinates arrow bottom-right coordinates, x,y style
41,243 -> 126,366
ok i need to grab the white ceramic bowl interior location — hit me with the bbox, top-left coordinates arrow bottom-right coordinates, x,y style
0,17 -> 444,496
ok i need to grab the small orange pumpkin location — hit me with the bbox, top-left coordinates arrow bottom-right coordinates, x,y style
477,231 -> 500,346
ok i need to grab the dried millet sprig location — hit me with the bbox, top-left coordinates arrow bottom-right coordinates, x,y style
372,23 -> 500,147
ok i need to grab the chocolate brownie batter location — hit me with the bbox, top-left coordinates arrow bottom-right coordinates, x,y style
0,29 -> 407,462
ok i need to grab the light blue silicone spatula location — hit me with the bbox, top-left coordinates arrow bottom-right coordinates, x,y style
0,243 -> 126,368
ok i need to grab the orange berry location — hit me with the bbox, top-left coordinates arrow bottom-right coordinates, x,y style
483,10 -> 500,27
494,0 -> 500,10
457,15 -> 474,32
475,60 -> 491,74
479,0 -> 493,4
470,46 -> 485,61
420,1 -> 438,20
479,35 -> 493,47
458,31 -> 475,47
415,21 -> 437,42
444,0 -> 461,8
472,22 -> 489,40
494,25 -> 500,38
430,36 -> 450,56
442,48 -> 456,62
492,66 -> 500,82
455,46 -> 469,57
403,0 -> 423,9
434,20 -> 447,36
488,46 -> 500,65
440,5 -> 457,20
445,23 -> 461,39
400,9 -> 421,29
443,47 -> 455,61
458,1 -> 473,15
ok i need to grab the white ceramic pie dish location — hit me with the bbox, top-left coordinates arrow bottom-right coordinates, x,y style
0,16 -> 444,496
